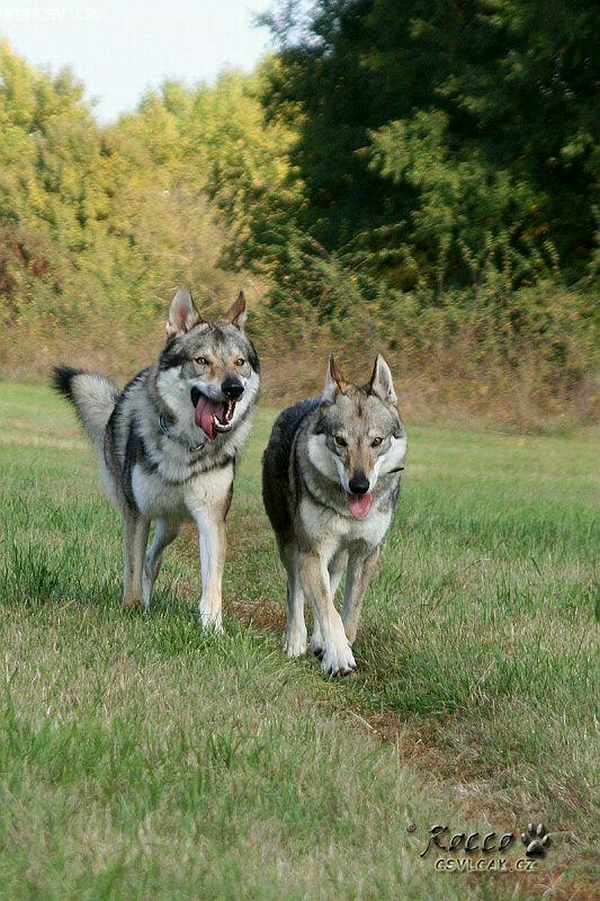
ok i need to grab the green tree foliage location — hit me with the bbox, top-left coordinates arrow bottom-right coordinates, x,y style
259,0 -> 598,287
188,66 -> 304,282
0,44 -> 261,350
0,32 -> 596,423
368,110 -> 549,293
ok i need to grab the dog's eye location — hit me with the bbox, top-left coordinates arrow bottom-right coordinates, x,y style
334,435 -> 347,448
235,358 -> 245,367
371,436 -> 383,447
195,357 -> 209,366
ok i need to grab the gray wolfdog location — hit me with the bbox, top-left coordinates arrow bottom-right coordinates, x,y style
262,356 -> 406,675
52,287 -> 260,629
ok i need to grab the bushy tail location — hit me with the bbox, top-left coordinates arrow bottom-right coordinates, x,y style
51,366 -> 120,451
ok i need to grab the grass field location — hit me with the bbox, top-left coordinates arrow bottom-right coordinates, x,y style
1,382 -> 598,900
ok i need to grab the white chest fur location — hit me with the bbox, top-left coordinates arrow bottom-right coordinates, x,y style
298,494 -> 392,557
131,462 -> 233,520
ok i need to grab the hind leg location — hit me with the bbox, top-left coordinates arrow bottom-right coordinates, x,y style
122,509 -> 150,610
142,517 -> 181,610
279,541 -> 307,657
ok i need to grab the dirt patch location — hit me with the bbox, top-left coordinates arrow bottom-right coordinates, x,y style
228,596 -> 286,632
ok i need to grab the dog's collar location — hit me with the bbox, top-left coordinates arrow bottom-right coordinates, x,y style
158,414 -> 205,453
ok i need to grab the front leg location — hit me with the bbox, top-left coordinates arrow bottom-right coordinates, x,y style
279,540 -> 307,658
187,465 -> 234,633
297,550 -> 356,676
341,546 -> 379,644
194,509 -> 227,633
310,549 -> 347,658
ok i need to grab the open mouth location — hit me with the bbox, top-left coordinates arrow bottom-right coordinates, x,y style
191,387 -> 236,440
347,492 -> 373,519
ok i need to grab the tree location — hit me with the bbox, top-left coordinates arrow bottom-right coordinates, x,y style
259,0 -> 598,285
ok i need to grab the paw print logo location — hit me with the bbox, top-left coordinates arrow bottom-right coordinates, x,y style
521,822 -> 551,857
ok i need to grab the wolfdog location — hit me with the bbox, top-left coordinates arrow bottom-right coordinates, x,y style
262,356 -> 406,675
52,287 -> 260,629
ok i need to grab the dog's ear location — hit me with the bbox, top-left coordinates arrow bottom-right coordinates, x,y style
368,354 -> 397,405
224,291 -> 248,330
166,287 -> 202,336
322,356 -> 349,403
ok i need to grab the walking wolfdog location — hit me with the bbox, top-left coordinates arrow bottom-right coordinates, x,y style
52,287 -> 260,629
262,356 -> 406,675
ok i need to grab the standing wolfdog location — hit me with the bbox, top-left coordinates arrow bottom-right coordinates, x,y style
262,356 -> 406,675
52,287 -> 260,629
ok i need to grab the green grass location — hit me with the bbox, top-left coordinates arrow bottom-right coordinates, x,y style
1,382 -> 598,899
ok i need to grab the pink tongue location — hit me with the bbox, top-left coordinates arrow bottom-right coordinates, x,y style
194,395 -> 225,440
347,492 -> 372,519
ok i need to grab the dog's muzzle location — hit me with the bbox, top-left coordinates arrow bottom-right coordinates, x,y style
221,377 -> 244,400
347,470 -> 373,519
191,386 -> 238,440
348,472 -> 370,495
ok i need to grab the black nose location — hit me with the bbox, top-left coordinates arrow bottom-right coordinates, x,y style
222,377 -> 244,400
348,472 -> 370,495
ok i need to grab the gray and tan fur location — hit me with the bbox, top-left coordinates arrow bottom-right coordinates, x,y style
262,356 -> 407,675
52,287 -> 260,630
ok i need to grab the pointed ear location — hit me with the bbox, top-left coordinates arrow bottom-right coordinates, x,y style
368,354 -> 397,405
224,290 -> 248,330
322,356 -> 349,403
166,286 -> 202,336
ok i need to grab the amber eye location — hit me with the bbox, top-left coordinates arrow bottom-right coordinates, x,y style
235,358 -> 245,367
371,436 -> 383,447
334,435 -> 347,448
195,356 -> 209,366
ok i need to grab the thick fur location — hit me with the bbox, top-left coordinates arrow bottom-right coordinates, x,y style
262,356 -> 406,675
52,287 -> 260,629
52,366 -> 120,451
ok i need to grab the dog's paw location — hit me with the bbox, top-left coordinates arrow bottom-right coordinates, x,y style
199,611 -> 224,634
310,638 -> 324,660
284,628 -> 307,658
199,597 -> 224,634
122,594 -> 143,611
141,567 -> 153,610
521,823 -> 551,858
309,623 -> 324,658
321,642 -> 356,677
